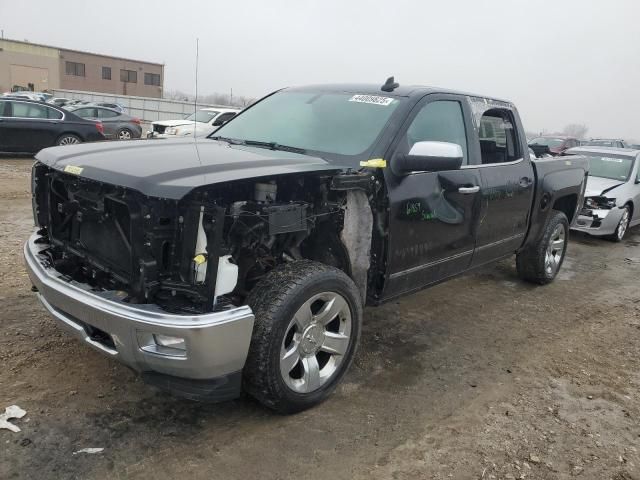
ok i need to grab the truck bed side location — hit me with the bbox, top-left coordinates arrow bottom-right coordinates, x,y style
522,155 -> 589,250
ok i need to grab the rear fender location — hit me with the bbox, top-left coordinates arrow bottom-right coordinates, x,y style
523,161 -> 588,250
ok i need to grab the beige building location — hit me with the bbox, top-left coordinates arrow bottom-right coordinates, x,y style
0,38 -> 164,98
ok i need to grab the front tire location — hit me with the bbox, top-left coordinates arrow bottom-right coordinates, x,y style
243,260 -> 362,413
606,205 -> 631,242
516,210 -> 569,285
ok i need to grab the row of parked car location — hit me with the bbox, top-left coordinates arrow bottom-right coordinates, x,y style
0,91 -> 241,153
529,135 -> 639,156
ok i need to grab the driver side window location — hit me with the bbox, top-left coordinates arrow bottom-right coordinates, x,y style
403,100 -> 468,165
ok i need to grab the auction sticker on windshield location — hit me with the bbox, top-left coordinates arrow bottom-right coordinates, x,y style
349,94 -> 394,106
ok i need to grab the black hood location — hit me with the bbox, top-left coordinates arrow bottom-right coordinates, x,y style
35,138 -> 343,199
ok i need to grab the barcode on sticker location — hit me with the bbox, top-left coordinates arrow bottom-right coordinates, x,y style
349,94 -> 394,106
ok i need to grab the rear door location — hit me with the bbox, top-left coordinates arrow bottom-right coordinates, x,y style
469,100 -> 535,266
0,100 -> 10,151
96,108 -> 120,138
382,94 -> 483,299
4,101 -> 64,152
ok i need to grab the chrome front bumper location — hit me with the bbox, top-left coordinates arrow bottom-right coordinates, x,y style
24,233 -> 254,386
572,207 -> 624,236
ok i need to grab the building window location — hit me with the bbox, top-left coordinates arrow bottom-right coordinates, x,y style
144,72 -> 161,86
102,66 -> 111,80
120,69 -> 137,83
65,61 -> 85,76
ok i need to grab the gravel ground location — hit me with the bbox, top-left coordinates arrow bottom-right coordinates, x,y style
1,156 -> 639,480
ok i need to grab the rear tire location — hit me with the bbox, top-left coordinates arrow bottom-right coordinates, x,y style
56,134 -> 81,146
605,205 -> 631,242
243,260 -> 362,413
117,128 -> 133,140
516,210 -> 569,285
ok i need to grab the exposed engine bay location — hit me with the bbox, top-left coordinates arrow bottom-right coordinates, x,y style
31,163 -> 376,314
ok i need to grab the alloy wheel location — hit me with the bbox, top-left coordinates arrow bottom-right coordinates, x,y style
58,136 -> 80,145
544,224 -> 566,275
118,129 -> 132,140
617,208 -> 630,240
280,292 -> 352,394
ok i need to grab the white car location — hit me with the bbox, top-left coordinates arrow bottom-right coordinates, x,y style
2,91 -> 48,102
148,107 -> 240,138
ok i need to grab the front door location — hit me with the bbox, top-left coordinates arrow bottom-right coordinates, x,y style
382,95 -> 483,300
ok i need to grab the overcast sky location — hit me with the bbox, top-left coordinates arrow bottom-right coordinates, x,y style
1,0 -> 639,139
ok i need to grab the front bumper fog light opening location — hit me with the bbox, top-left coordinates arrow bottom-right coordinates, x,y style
138,332 -> 187,357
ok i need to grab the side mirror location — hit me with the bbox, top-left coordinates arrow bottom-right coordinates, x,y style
394,141 -> 463,174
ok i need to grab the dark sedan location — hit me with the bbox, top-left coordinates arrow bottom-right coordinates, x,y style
0,98 -> 105,154
66,105 -> 142,140
528,136 -> 579,156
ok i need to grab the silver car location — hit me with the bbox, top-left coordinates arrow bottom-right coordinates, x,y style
569,147 -> 640,241
66,105 -> 142,140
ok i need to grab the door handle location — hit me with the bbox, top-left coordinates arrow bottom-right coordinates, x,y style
458,186 -> 480,194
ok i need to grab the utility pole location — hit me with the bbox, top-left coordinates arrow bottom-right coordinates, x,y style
230,88 -> 233,105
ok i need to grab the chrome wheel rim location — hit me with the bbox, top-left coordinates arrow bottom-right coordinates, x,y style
618,208 -> 630,240
280,292 -> 352,394
59,136 -> 79,145
118,130 -> 131,140
545,224 -> 566,276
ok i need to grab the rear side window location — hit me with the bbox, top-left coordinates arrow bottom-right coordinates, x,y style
97,108 -> 119,118
10,102 -> 62,120
478,108 -> 521,164
403,100 -> 468,165
214,112 -> 236,125
74,108 -> 97,118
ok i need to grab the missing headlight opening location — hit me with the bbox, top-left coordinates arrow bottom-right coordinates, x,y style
584,196 -> 616,210
31,166 -> 357,314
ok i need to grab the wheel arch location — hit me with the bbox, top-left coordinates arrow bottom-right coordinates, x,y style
552,193 -> 578,224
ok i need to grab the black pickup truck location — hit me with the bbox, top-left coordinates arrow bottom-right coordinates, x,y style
25,79 -> 588,413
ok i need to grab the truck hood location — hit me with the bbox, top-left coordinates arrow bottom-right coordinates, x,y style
35,138 -> 343,199
585,176 -> 626,197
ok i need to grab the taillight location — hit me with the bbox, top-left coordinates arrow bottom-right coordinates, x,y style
95,122 -> 104,134
132,117 -> 141,125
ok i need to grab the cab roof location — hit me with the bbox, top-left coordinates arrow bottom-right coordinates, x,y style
285,83 -> 512,104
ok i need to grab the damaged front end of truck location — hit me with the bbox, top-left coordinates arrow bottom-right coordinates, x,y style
30,160 -> 377,316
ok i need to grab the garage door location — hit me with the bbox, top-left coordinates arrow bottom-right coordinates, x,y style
10,65 -> 50,91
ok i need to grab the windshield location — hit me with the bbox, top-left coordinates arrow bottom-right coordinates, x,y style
585,140 -> 616,147
211,90 -> 402,163
185,110 -> 219,123
586,155 -> 634,181
529,137 -> 565,148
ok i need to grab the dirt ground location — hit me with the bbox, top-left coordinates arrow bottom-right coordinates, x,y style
1,156 -> 639,480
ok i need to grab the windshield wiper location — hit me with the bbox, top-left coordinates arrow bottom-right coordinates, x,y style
209,136 -> 307,154
209,135 -> 244,145
241,140 -> 307,154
